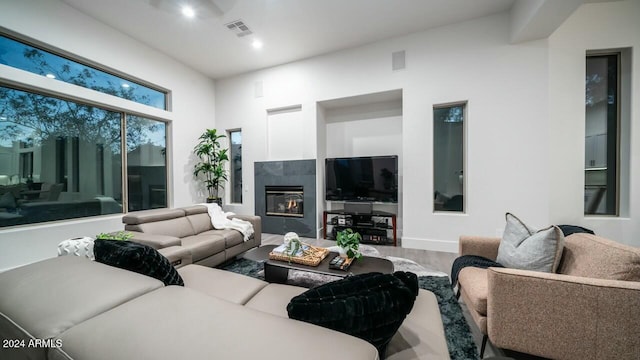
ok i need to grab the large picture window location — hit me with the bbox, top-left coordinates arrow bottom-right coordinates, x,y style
433,103 -> 465,213
0,86 -> 167,227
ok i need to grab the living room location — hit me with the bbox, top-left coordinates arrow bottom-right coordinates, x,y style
0,0 -> 639,359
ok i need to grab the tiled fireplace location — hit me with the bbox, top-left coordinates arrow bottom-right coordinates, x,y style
255,160 -> 316,238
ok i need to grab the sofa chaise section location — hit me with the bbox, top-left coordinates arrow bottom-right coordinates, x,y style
0,256 -> 163,360
49,286 -> 380,360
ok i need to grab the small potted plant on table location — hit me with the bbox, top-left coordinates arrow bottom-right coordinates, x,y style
336,228 -> 362,259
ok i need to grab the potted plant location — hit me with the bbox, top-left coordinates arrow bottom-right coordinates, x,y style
95,231 -> 133,241
193,128 -> 229,205
336,228 -> 362,259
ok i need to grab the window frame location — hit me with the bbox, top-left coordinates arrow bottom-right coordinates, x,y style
0,29 -> 173,227
432,101 -> 467,214
227,128 -> 242,204
0,28 -> 170,111
584,51 -> 622,217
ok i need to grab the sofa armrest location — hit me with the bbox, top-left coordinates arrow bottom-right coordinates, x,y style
487,267 -> 640,359
458,235 -> 500,259
228,214 -> 261,246
158,246 -> 192,268
127,231 -> 181,249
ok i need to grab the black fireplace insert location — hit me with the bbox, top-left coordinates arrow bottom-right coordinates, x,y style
265,186 -> 304,217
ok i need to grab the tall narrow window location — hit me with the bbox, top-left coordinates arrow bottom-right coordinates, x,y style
229,129 -> 242,203
585,54 -> 619,215
433,103 -> 465,212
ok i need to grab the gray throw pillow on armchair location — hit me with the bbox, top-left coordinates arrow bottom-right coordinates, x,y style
496,213 -> 565,273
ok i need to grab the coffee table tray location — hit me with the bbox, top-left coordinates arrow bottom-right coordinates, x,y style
268,244 -> 330,267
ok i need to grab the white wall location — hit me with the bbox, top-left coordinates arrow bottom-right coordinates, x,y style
548,0 -> 640,246
0,0 -> 216,271
216,12 -> 552,252
218,1 -> 640,252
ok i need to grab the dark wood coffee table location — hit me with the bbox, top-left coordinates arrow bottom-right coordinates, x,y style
243,244 -> 394,284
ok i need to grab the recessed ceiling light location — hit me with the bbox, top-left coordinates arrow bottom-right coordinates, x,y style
122,83 -> 130,88
251,39 -> 263,50
181,5 -> 195,18
0,117 -> 6,120
45,73 -> 56,79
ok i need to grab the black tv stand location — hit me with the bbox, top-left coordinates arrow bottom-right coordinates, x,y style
323,209 -> 397,246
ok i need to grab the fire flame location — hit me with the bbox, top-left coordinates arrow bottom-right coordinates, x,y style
287,199 -> 297,210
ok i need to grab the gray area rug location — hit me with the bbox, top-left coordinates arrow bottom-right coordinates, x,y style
220,250 -> 478,360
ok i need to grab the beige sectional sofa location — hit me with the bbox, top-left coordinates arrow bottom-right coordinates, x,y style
122,205 -> 261,267
0,256 -> 451,360
457,232 -> 640,359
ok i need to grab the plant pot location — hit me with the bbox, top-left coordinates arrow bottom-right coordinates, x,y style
58,237 -> 95,260
206,197 -> 222,206
337,246 -> 349,258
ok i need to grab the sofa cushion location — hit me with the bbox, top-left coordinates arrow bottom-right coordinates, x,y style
129,232 -> 181,249
178,265 -> 267,304
51,286 -> 378,360
94,240 -> 184,286
0,256 -> 162,341
287,271 -> 418,356
245,283 -> 308,317
122,208 -> 185,225
386,289 -> 451,360
203,228 -> 244,247
457,267 -> 489,315
558,233 -> 640,281
186,212 -> 214,234
181,234 -> 226,262
131,216 -> 196,238
496,213 -> 565,273
182,205 -> 208,215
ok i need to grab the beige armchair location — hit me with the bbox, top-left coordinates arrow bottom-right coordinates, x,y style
457,233 -> 640,359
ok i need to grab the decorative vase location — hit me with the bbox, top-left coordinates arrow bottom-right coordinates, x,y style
58,237 -> 95,260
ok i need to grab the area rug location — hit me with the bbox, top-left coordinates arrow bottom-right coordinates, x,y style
220,257 -> 478,360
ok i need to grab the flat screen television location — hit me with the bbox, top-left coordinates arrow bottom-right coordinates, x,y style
325,155 -> 398,203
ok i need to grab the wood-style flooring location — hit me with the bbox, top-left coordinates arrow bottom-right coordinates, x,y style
260,233 -> 545,359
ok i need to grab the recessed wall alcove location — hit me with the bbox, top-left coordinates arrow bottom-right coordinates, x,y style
316,89 -> 403,239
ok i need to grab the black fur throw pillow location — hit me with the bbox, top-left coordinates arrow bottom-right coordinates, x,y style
287,271 -> 418,357
94,239 -> 184,286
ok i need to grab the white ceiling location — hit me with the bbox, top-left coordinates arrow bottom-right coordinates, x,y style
61,0 -> 516,79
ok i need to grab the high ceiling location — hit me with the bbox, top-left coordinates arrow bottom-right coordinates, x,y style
61,0 -> 516,79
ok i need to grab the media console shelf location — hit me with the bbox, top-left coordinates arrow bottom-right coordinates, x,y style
322,209 -> 397,247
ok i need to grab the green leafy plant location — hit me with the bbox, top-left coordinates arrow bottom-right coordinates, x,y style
336,228 -> 362,259
95,231 -> 133,241
193,128 -> 229,203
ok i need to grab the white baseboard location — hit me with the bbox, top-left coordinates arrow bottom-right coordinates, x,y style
401,237 -> 458,253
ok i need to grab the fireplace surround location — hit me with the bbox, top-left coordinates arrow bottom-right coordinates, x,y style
255,160 -> 316,237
